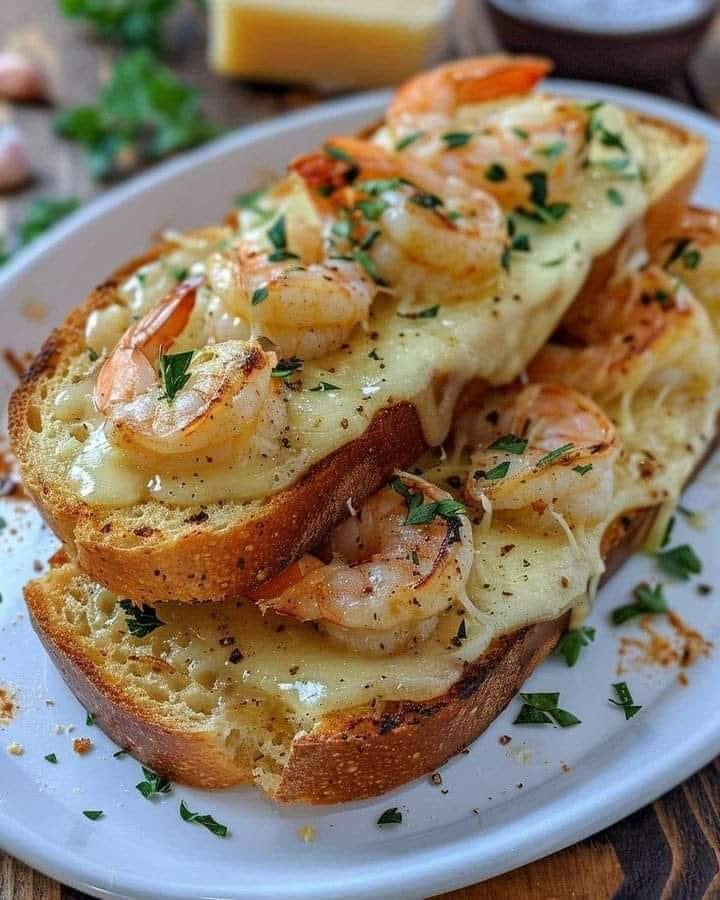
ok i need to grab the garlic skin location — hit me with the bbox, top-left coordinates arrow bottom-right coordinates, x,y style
0,51 -> 49,103
0,124 -> 31,192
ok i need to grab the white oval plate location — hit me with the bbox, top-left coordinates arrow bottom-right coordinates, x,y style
1,81 -> 720,900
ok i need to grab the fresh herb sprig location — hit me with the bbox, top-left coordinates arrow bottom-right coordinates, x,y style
656,544 -> 702,580
58,0 -> 194,52
55,49 -> 219,181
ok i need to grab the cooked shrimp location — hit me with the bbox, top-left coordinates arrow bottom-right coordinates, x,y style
205,173 -> 377,359
458,383 -> 619,526
528,266 -> 717,406
292,137 -> 505,305
382,55 -> 589,209
253,473 -> 474,654
93,276 -> 283,456
656,208 -> 720,328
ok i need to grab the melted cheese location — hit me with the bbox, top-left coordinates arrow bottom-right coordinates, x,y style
50,101 -> 650,508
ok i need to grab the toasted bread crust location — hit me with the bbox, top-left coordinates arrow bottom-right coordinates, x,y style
10,114 -> 706,605
21,483 -> 689,804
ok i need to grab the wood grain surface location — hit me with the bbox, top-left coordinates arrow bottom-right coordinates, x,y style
2,1 -> 720,898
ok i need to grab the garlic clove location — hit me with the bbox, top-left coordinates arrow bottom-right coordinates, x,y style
0,51 -> 49,103
0,123 -> 31,192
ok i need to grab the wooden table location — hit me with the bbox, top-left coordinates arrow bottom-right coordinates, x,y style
2,2 -> 720,897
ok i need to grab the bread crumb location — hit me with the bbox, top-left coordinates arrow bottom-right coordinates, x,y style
73,737 -> 92,755
6,741 -> 23,756
498,735 -> 511,746
298,824 -> 316,843
430,772 -> 442,786
678,671 -> 689,686
561,762 -> 571,773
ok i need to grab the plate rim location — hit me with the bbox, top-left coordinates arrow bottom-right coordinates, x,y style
2,77 -> 720,900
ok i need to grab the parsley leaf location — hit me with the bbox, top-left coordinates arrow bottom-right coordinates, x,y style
271,357 -> 303,379
573,464 -> 593,476
377,807 -> 402,826
55,50 -> 219,181
442,131 -> 473,149
611,582 -> 668,625
160,350 -> 194,401
179,800 -> 228,837
656,544 -> 702,580
609,681 -> 641,719
251,284 -> 269,305
59,0 -> 180,51
119,599 -> 165,637
397,305 -> 439,319
44,753 -> 58,764
267,215 -> 287,251
355,197 -> 388,221
83,810 -> 104,820
18,197 -> 80,246
136,766 -> 172,799
391,477 -> 466,527
86,712 -> 95,726
556,626 -> 596,667
395,131 -> 424,151
309,381 -> 340,392
607,187 -> 624,206
663,237 -> 701,271
514,692 -> 581,727
537,443 -> 574,467
485,162 -> 507,182
474,461 -> 510,481
534,141 -> 566,163
488,434 -> 527,454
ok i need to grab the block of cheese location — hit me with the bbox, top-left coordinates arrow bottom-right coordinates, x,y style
208,0 -> 453,89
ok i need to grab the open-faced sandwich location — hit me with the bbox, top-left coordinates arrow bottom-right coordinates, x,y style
11,57 -> 720,804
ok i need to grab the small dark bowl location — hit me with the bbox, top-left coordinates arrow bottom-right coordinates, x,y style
487,1 -> 718,85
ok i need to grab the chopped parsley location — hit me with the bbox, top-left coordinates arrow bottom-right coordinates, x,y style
485,162 -> 507,182
136,766 -> 172,799
113,749 -> 129,759
474,460 -> 510,481
664,237 -> 702,270
86,712 -> 96,726
160,350 -> 193,401
251,284 -> 269,305
609,681 -> 641,719
397,305 -> 440,320
44,753 -> 58,764
119,599 -> 165,637
271,357 -> 303,379
514,692 -> 581,727
368,348 -> 383,360
395,130 -> 424,151
55,50 -> 219,181
533,141 -> 566,163
656,543 -> 702,580
353,247 -> 387,285
323,143 -> 359,182
442,131 -> 473,150
410,191 -> 444,209
573,464 -> 593,476
309,381 -> 340,392
179,800 -> 228,837
516,172 -> 569,224
376,807 -> 403,826
537,443 -> 574,467
511,126 -> 529,140
611,582 -> 668,625
267,215 -> 288,251
489,434 -> 527,454
83,810 -> 104,821
556,626 -> 596,667
355,197 -> 388,221
661,516 -> 675,548
235,187 -> 267,211
606,187 -> 624,206
392,477 -> 466,527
